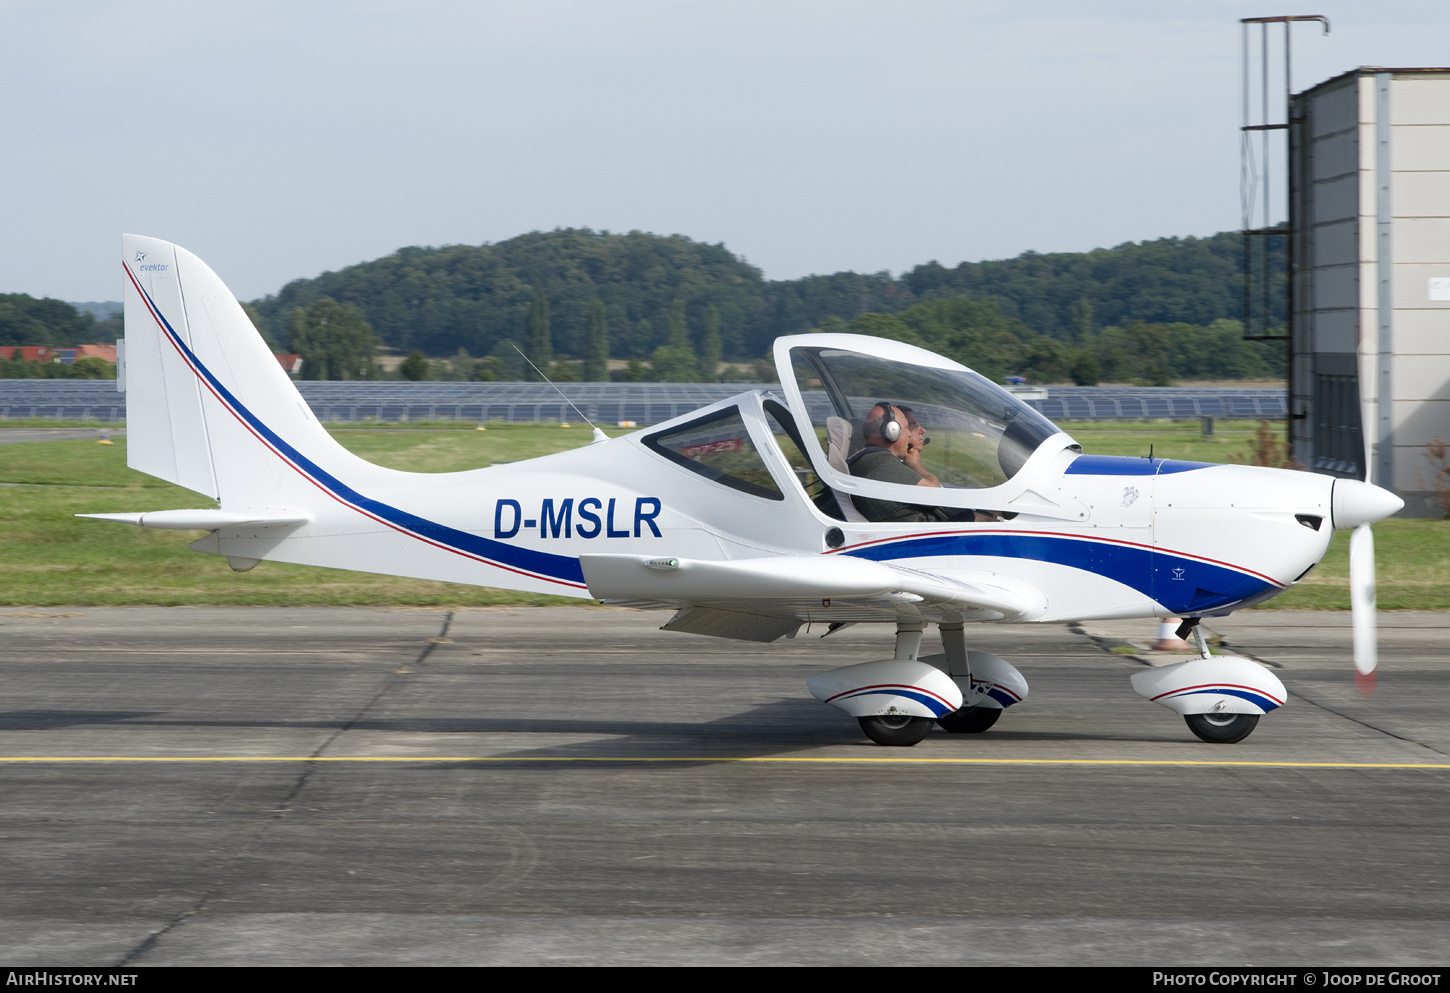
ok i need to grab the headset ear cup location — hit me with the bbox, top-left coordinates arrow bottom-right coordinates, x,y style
875,402 -> 901,443
875,400 -> 899,440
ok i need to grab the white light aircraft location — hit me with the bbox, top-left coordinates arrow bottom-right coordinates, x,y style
87,235 -> 1405,746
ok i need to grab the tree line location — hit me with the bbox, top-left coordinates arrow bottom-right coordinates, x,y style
281,289 -> 1280,385
288,289 -> 743,384
248,227 -> 1286,375
827,298 -> 1282,386
0,353 -> 115,379
0,294 -> 122,348
2,227 -> 1287,384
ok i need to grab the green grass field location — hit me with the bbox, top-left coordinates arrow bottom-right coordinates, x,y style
0,424 -> 595,607
0,420 -> 1443,608
1057,420 -> 1279,463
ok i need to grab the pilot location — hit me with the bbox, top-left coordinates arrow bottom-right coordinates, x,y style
899,406 -> 928,454
846,402 -> 947,523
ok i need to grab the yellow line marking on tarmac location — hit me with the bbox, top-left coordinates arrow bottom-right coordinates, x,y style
0,756 -> 1447,769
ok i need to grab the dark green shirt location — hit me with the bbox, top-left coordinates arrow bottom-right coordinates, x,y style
848,448 -> 936,523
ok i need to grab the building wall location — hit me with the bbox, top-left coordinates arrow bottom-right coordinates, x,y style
1291,68 -> 1450,515
1384,74 -> 1450,511
1292,72 -> 1363,477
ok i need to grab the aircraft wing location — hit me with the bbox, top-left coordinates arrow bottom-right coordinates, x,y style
579,553 -> 1045,642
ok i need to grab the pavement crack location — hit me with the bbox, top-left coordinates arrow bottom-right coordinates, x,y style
1076,622 -> 1440,758
1286,688 -> 1449,760
1200,626 -> 1284,669
1070,621 -> 1288,671
1182,629 -> 1443,759
306,610 -> 453,756
115,610 -> 455,966
1068,621 -> 1151,665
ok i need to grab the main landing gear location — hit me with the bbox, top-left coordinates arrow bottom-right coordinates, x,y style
936,706 -> 1001,734
806,621 -> 1029,747
858,714 -> 934,746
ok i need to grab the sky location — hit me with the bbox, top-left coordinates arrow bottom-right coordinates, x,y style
3,0 -> 1449,302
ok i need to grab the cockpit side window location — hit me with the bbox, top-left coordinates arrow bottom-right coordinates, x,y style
762,399 -> 845,519
642,406 -> 784,501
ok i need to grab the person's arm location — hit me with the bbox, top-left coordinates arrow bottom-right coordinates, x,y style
902,446 -> 940,487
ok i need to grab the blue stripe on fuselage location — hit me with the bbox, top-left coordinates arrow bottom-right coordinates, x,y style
1065,455 -> 1216,476
125,265 -> 586,587
841,532 -> 1276,614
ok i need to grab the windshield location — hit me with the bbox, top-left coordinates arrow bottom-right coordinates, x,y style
790,346 -> 1060,488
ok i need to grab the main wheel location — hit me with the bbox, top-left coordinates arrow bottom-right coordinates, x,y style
1184,712 -> 1260,744
858,714 -> 933,746
936,706 -> 1001,734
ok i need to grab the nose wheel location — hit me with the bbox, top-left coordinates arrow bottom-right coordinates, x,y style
858,714 -> 933,746
1184,712 -> 1259,744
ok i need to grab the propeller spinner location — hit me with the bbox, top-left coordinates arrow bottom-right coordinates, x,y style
1331,479 -> 1405,696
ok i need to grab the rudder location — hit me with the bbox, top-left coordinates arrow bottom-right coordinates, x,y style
123,235 -> 220,498
121,234 -> 372,509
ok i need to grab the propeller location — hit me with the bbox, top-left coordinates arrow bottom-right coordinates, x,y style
1349,523 -> 1378,695
1332,479 -> 1405,696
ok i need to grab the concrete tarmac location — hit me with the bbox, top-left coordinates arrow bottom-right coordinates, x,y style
0,606 -> 1446,966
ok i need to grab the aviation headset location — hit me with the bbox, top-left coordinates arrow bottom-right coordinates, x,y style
874,401 -> 901,443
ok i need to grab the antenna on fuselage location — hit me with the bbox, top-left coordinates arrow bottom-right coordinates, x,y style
511,344 -> 609,443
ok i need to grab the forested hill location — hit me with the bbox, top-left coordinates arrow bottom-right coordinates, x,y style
249,228 -> 1281,362
0,293 -> 119,347
900,234 -> 1266,336
250,230 -> 771,363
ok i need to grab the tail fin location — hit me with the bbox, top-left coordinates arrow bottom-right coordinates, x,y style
112,236 -> 590,597
121,233 -> 376,507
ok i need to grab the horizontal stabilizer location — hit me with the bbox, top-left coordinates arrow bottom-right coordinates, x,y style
78,509 -> 310,530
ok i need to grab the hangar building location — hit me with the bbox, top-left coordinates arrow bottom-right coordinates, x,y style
1289,67 -> 1450,515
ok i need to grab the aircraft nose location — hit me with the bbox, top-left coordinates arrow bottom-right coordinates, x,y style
1331,478 -> 1404,529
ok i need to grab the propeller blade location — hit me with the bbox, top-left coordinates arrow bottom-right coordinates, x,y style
1349,522 -> 1378,696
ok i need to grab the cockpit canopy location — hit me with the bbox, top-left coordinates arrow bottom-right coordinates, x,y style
632,334 -> 1075,522
783,340 -> 1061,490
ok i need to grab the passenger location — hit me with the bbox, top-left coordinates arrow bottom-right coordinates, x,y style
898,406 -> 928,454
846,402 -> 947,523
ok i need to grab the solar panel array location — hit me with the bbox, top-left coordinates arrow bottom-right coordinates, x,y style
0,380 -> 1287,424
1032,387 -> 1287,421
291,382 -> 752,426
